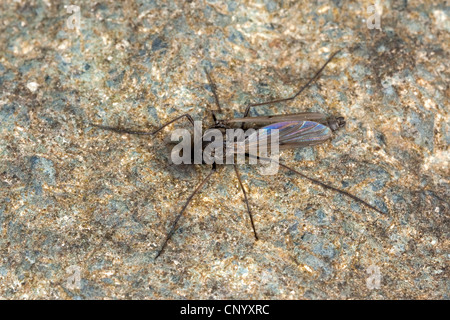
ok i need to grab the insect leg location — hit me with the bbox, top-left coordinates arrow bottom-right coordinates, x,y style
155,167 -> 216,259
277,161 -> 386,215
203,67 -> 222,122
242,50 -> 341,119
90,113 -> 195,135
234,165 -> 258,240
246,153 -> 386,215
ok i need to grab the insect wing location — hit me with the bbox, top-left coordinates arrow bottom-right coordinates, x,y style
241,121 -> 332,152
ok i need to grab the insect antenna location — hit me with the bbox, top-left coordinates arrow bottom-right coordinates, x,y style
155,167 -> 216,259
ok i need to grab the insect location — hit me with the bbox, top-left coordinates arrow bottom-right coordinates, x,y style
91,50 -> 386,259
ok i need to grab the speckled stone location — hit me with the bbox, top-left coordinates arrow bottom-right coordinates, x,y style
0,0 -> 448,299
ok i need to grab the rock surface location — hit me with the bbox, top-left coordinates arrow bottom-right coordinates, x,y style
0,0 -> 448,299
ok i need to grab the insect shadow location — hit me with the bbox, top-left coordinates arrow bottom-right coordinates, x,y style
91,50 -> 387,259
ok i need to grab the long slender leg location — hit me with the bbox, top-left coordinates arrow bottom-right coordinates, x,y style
203,67 -> 223,114
246,153 -> 386,215
234,165 -> 258,240
155,167 -> 216,259
277,161 -> 385,215
90,113 -> 194,135
242,50 -> 341,119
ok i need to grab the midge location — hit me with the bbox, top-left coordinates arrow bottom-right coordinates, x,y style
91,50 -> 386,259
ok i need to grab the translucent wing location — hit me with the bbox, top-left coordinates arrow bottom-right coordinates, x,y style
236,121 -> 332,153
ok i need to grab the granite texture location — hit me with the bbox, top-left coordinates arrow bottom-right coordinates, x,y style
0,0 -> 448,299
